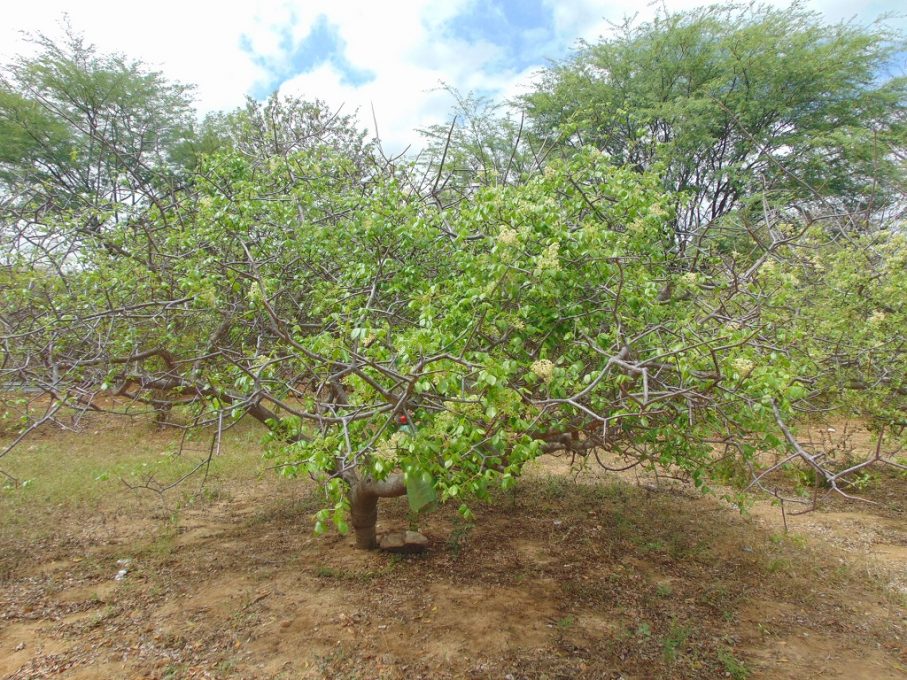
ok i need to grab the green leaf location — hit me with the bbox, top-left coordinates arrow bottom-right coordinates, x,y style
406,471 -> 438,513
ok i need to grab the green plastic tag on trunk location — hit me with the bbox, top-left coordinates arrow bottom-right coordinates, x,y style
406,471 -> 438,513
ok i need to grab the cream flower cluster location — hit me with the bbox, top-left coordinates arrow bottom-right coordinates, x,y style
499,227 -> 519,246
649,203 -> 667,218
680,272 -> 698,285
374,431 -> 404,460
732,357 -> 754,377
869,310 -> 887,325
535,242 -> 561,274
531,359 -> 555,383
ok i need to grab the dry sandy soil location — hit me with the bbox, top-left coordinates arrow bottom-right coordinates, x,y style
1,413 -> 905,679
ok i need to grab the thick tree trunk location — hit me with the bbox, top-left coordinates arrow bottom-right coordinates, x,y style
348,473 -> 406,550
350,488 -> 379,549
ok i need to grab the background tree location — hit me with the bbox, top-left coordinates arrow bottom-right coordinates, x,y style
173,93 -> 373,176
523,3 -> 906,243
416,86 -> 536,205
0,26 -> 194,223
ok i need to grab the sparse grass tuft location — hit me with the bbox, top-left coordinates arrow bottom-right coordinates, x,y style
662,621 -> 691,663
447,517 -> 473,555
717,647 -> 750,679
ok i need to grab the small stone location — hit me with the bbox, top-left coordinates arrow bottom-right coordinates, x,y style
379,530 -> 428,553
15,642 -> 25,651
404,531 -> 428,548
379,532 -> 406,550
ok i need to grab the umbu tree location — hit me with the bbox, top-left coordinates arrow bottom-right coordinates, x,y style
2,139 -> 904,547
2,16 -> 905,549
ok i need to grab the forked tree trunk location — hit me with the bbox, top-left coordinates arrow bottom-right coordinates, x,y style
349,473 -> 406,549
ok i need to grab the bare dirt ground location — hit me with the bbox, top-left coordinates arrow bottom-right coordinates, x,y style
1,414 -> 905,679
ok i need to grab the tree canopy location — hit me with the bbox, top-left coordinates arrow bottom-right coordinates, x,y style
175,93 -> 372,174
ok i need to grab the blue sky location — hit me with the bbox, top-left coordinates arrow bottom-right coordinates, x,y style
241,15 -> 376,98
3,1 -> 905,153
445,0 -> 557,72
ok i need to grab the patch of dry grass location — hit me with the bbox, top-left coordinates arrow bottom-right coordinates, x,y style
0,411 -> 274,575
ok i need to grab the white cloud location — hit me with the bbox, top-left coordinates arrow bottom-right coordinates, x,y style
274,0 -> 491,154
0,0 -> 268,112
